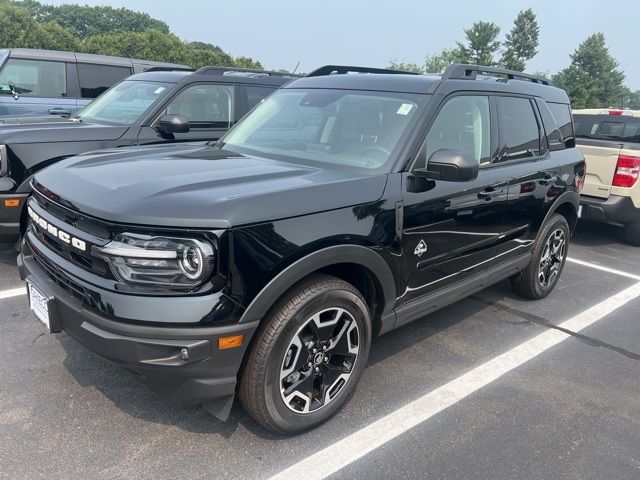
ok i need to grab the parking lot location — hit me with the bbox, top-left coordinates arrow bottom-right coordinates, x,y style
1,220 -> 638,480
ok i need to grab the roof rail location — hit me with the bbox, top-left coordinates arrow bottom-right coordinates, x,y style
143,66 -> 194,73
306,65 -> 420,77
442,64 -> 552,85
194,66 -> 300,77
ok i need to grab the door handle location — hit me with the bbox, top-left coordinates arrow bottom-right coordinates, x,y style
49,108 -> 71,116
477,189 -> 503,200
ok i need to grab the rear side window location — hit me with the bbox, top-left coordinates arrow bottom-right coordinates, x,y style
548,103 -> 575,148
424,95 -> 492,166
535,98 -> 563,151
498,96 -> 542,162
573,114 -> 640,143
0,58 -> 67,98
78,63 -> 132,98
246,86 -> 276,110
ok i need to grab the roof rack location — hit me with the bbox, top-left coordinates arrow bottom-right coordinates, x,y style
194,66 -> 300,77
442,64 -> 551,85
143,66 -> 194,72
306,65 -> 420,77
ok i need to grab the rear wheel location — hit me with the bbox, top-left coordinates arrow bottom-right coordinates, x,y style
239,274 -> 371,434
512,214 -> 570,300
624,220 -> 640,246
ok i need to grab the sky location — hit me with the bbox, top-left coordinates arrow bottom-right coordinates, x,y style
45,0 -> 640,90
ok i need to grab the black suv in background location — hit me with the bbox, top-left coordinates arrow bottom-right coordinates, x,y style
19,64 -> 585,434
0,67 -> 297,244
0,48 -> 188,117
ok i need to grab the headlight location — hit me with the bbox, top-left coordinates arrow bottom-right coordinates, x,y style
95,233 -> 216,290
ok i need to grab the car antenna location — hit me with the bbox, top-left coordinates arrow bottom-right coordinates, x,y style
292,61 -> 300,74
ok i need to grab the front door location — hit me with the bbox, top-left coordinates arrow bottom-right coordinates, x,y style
398,94 -> 509,313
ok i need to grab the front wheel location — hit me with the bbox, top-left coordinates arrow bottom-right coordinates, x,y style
512,214 -> 570,300
239,274 -> 371,434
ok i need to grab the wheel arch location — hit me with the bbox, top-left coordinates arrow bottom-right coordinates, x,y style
544,191 -> 580,232
238,245 -> 397,336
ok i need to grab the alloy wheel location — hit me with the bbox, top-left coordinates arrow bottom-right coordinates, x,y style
538,228 -> 566,288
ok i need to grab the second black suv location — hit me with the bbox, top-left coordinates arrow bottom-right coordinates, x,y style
19,64 -> 585,434
0,66 -> 297,244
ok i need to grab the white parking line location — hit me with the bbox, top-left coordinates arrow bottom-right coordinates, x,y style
567,257 -> 640,281
270,281 -> 640,480
0,286 -> 26,300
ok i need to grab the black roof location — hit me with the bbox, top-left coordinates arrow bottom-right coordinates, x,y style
127,67 -> 297,87
285,64 -> 569,104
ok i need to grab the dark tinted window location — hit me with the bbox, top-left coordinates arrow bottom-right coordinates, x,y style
573,114 -> 640,143
78,63 -> 132,98
548,103 -> 575,148
0,59 -> 66,97
535,99 -> 562,151
247,86 -> 275,110
499,96 -> 541,162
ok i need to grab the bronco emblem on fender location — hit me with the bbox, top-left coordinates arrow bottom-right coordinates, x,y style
414,239 -> 427,257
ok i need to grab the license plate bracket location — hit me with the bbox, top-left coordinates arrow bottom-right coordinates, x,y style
26,278 -> 61,333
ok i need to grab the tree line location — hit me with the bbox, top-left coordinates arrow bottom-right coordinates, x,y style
0,0 -> 262,69
389,9 -> 638,110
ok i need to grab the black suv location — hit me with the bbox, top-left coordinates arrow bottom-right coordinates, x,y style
18,64 -> 585,434
0,67 -> 297,244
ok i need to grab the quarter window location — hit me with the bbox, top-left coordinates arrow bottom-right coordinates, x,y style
78,63 -> 132,98
0,59 -> 66,98
423,95 -> 491,167
548,103 -> 575,148
499,96 -> 542,162
164,84 -> 234,129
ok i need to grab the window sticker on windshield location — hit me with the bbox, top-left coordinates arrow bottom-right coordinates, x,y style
154,87 -> 166,94
397,103 -> 414,115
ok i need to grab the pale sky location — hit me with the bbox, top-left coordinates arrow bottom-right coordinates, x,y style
45,0 -> 640,90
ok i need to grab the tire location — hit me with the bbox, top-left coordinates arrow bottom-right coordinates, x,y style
624,220 -> 640,246
239,274 -> 372,434
511,214 -> 570,300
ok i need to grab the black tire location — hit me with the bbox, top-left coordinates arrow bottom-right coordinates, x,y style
239,274 -> 371,435
624,220 -> 640,246
511,214 -> 570,300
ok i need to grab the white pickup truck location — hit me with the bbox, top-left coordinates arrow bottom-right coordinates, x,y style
573,109 -> 640,245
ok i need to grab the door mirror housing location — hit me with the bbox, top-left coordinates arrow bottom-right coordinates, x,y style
154,114 -> 190,134
413,149 -> 479,182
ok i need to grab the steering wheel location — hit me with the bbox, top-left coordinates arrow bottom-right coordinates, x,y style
358,145 -> 391,160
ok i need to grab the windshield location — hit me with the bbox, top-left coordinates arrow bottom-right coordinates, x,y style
220,88 -> 424,171
574,114 -> 640,143
75,80 -> 173,125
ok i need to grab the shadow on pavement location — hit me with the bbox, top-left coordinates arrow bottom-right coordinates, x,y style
571,220 -> 626,247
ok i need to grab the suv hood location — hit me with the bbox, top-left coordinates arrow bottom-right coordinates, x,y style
33,144 -> 388,228
0,119 -> 126,144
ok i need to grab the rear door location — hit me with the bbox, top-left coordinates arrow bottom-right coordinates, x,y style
573,113 -> 640,198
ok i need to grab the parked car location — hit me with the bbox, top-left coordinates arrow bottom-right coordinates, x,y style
573,109 -> 640,244
0,66 -> 297,244
0,48 -> 188,118
19,64 -> 585,434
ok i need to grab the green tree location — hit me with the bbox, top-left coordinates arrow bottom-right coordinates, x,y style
38,21 -> 79,51
424,48 -> 465,73
456,21 -> 501,66
14,0 -> 170,38
553,33 -> 625,108
82,29 -> 186,63
388,59 -> 423,73
0,2 -> 43,48
500,8 -> 539,71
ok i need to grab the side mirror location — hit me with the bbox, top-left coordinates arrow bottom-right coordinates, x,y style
154,114 -> 190,134
413,149 -> 479,182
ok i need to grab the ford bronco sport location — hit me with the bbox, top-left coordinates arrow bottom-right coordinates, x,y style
0,66 -> 297,245
19,64 -> 585,434
573,109 -> 640,245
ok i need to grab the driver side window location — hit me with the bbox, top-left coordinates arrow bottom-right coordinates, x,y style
421,95 -> 491,168
163,84 -> 234,129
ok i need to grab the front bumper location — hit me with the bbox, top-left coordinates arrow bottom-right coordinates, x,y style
0,192 -> 28,243
18,236 -> 258,419
580,194 -> 640,224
